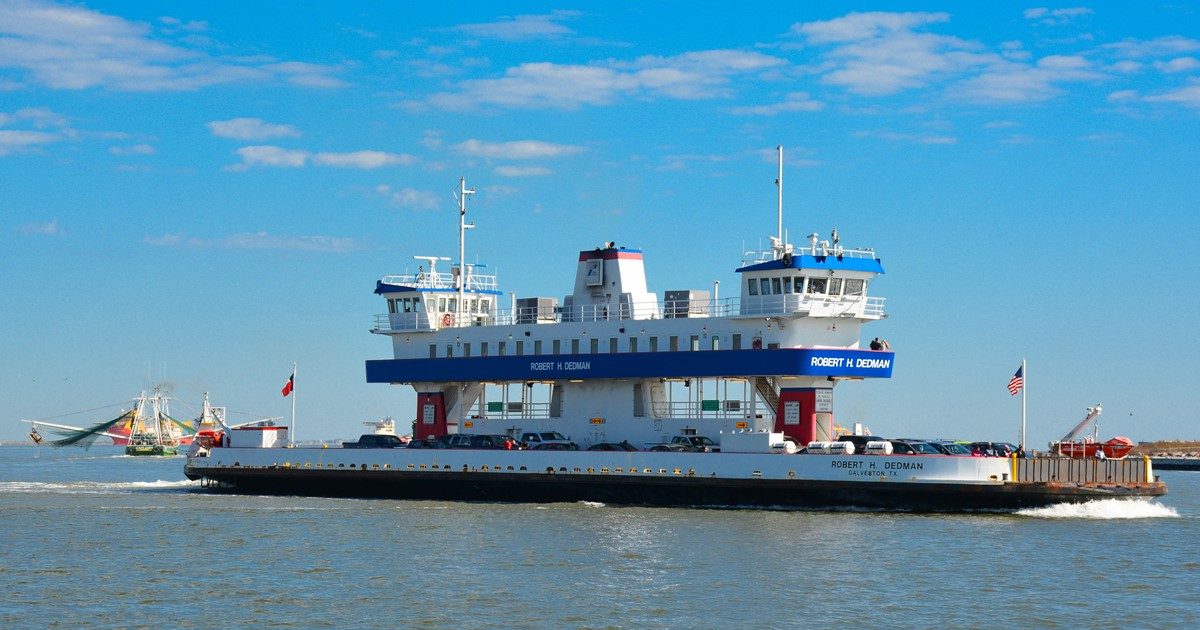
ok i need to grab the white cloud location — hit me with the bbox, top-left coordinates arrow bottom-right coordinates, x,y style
145,230 -> 359,253
230,145 -> 309,170
452,11 -> 580,41
731,92 -> 823,115
1154,57 -> 1200,74
143,233 -> 182,246
1106,36 -> 1200,59
0,106 -> 67,128
984,120 -> 1021,129
208,118 -> 300,140
218,231 -> 358,252
791,12 -> 992,96
792,11 -> 951,44
1022,7 -> 1093,26
229,146 -> 414,170
18,219 -> 64,236
0,0 -> 345,91
427,49 -> 786,110
374,184 -> 440,210
854,129 -> 958,145
1144,82 -> 1200,108
495,165 -> 551,177
956,54 -> 1102,102
455,139 -> 584,159
109,143 -> 155,155
312,150 -> 415,168
0,128 -> 58,155
1107,89 -> 1139,102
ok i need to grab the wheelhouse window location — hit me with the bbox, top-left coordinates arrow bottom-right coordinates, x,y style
783,277 -> 792,293
808,278 -> 828,294
413,297 -> 423,312
844,278 -> 865,296
439,297 -> 447,311
388,299 -> 398,314
747,279 -> 759,296
795,276 -> 806,293
771,278 -> 782,294
828,278 -> 843,296
759,278 -> 771,295
480,298 -> 490,313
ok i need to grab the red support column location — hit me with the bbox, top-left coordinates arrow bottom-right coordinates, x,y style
414,392 -> 447,440
774,388 -> 829,445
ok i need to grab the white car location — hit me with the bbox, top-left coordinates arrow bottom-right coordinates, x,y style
520,431 -> 575,449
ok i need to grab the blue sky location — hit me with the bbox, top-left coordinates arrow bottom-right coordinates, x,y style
2,1 -> 1198,445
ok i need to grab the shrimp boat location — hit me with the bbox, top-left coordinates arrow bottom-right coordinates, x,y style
23,389 -> 231,455
185,151 -> 1166,511
1049,404 -> 1137,460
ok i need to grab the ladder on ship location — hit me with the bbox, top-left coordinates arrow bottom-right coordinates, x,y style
754,377 -> 780,414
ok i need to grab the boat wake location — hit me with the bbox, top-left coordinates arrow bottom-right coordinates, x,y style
0,479 -> 199,495
1016,498 -> 1179,519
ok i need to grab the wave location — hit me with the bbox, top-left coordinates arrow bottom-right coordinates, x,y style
0,479 -> 199,495
1016,498 -> 1179,519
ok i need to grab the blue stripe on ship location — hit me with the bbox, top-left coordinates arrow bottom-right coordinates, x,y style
365,348 -> 894,383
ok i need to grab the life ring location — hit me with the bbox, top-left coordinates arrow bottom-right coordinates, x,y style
442,314 -> 453,327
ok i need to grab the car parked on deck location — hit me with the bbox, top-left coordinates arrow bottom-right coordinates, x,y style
520,431 -> 575,449
889,440 -> 942,455
586,441 -> 640,452
648,443 -> 693,452
528,442 -> 579,451
836,435 -> 888,454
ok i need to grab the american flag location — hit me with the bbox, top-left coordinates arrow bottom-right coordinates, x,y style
1007,365 -> 1024,396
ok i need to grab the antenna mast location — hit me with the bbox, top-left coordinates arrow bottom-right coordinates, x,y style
776,145 -> 783,250
456,177 -> 476,324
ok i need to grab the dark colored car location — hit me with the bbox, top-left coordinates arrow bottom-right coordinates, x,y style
968,441 -> 1017,457
447,434 -> 510,449
342,434 -> 407,449
888,440 -> 942,455
406,437 -> 449,449
649,443 -> 694,452
587,441 -> 640,452
930,440 -> 973,456
528,442 -> 579,451
836,435 -> 888,454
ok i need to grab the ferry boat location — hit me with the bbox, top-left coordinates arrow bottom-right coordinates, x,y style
185,153 -> 1166,510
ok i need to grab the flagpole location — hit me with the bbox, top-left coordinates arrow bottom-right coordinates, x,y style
291,362 -> 297,447
1020,357 -> 1027,454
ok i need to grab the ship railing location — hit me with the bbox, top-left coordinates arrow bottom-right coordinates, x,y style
477,401 -> 553,420
735,294 -> 886,319
652,400 -> 759,419
372,295 -> 886,333
373,312 -> 435,333
743,245 -> 878,264
379,272 -> 498,292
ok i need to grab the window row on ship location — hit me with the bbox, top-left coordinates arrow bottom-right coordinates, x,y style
426,333 -> 777,359
388,295 -> 491,315
746,275 -> 865,297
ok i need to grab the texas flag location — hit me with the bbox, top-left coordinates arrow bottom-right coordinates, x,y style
281,370 -> 294,397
